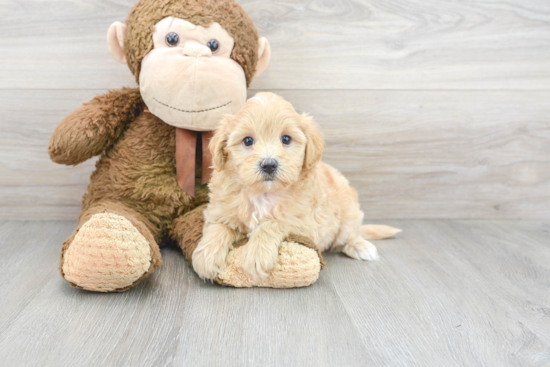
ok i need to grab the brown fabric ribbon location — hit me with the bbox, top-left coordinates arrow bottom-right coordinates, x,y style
175,128 -> 214,197
143,109 -> 212,197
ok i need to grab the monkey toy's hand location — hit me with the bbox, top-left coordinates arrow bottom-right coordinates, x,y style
49,88 -> 143,165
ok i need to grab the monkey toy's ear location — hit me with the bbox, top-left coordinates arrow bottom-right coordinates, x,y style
255,37 -> 271,77
107,21 -> 127,64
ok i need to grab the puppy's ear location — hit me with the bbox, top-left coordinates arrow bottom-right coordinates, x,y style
209,116 -> 231,171
300,113 -> 325,172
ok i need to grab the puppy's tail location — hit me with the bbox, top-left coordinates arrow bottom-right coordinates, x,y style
361,224 -> 401,240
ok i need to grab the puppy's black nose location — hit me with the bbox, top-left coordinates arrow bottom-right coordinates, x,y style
260,159 -> 278,174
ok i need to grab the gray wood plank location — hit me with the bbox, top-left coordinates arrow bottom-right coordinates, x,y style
0,221 -> 76,331
2,89 -> 549,220
1,0 -> 549,90
0,220 -> 548,366
0,221 -> 372,367
326,219 -> 550,367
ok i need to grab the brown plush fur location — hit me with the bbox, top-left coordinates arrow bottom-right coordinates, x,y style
50,88 -> 211,290
49,88 -> 144,165
171,203 -> 209,261
50,89 -> 210,236
125,0 -> 259,87
49,0 -> 323,291
79,111 -> 210,231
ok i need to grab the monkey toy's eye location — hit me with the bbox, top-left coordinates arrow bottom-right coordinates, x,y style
281,135 -> 292,145
206,39 -> 219,53
243,137 -> 254,147
166,32 -> 180,47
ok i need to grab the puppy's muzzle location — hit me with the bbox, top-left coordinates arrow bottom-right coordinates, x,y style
260,158 -> 278,175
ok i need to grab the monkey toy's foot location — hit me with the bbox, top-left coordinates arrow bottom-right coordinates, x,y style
61,213 -> 156,292
173,206 -> 324,288
214,235 -> 325,288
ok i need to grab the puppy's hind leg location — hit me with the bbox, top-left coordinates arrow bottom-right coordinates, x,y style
342,236 -> 379,261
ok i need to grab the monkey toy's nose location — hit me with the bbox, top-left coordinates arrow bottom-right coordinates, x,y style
260,159 -> 278,174
182,42 -> 212,57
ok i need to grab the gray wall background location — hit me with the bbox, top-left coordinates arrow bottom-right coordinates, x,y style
1,0 -> 549,219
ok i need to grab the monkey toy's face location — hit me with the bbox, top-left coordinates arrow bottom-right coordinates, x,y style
107,15 -> 270,131
140,17 -> 246,131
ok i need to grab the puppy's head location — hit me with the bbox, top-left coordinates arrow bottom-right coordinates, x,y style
210,92 -> 324,194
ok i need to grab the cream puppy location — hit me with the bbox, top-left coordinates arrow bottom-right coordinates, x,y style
193,92 -> 400,280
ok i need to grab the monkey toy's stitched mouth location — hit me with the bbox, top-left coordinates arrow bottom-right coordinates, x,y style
153,98 -> 232,114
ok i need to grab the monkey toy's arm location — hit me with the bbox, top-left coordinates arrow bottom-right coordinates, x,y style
49,88 -> 144,165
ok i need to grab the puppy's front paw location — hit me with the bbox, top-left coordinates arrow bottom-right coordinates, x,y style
241,240 -> 279,279
343,237 -> 379,261
192,241 -> 229,280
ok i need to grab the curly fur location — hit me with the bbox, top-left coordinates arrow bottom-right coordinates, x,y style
193,93 -> 399,280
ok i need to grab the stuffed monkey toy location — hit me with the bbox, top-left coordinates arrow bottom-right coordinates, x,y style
48,0 -> 324,292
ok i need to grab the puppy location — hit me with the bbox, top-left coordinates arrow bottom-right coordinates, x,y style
193,92 -> 400,280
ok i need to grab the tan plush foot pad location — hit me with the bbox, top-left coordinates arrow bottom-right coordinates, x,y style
214,241 -> 322,288
62,213 -> 152,292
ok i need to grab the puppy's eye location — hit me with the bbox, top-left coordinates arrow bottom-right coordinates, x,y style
243,137 -> 254,147
281,135 -> 292,145
166,32 -> 180,47
207,39 -> 219,53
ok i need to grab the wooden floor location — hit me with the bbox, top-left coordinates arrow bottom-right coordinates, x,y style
0,220 -> 548,367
